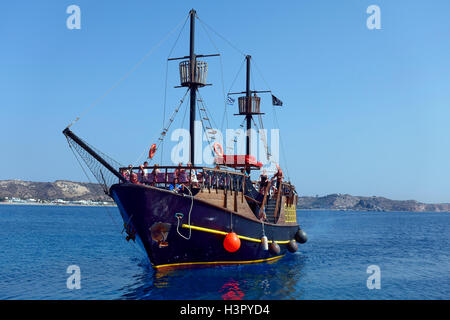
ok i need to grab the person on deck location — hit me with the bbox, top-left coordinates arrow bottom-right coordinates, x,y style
151,164 -> 161,174
259,170 -> 268,195
127,165 -> 133,179
187,162 -> 198,187
139,161 -> 149,184
174,163 -> 185,180
130,172 -> 141,184
151,164 -> 161,185
121,168 -> 130,181
271,165 -> 283,194
128,164 -> 140,185
169,177 -> 182,192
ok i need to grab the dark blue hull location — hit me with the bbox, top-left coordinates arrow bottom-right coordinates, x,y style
110,183 -> 299,269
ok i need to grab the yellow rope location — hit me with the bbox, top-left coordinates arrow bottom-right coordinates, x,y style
181,224 -> 291,244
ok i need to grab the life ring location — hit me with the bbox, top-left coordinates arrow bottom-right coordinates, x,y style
213,142 -> 224,157
148,144 -> 157,159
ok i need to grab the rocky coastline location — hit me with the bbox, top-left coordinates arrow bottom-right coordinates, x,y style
1,180 -> 449,212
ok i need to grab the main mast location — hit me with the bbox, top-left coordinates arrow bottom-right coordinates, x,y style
172,9 -> 217,165
188,9 -> 197,165
245,55 -> 251,161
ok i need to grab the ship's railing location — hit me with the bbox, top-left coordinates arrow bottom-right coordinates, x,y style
119,165 -> 297,213
256,179 -> 296,223
120,165 -> 296,195
118,165 -> 246,193
254,179 -> 295,197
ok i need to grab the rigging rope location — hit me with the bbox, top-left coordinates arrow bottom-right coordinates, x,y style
251,116 -> 270,161
161,60 -> 169,164
197,17 -> 229,136
134,89 -> 190,165
253,58 -> 291,181
196,89 -> 219,130
175,187 -> 194,240
65,137 -> 143,255
174,97 -> 189,151
196,97 -> 216,156
252,58 -> 273,94
222,57 -> 246,135
196,17 -> 247,57
66,136 -> 93,188
272,108 -> 291,180
66,13 -> 190,129
230,202 -> 233,232
161,13 -> 191,163
226,57 -> 246,95
180,96 -> 189,131
226,118 -> 246,153
249,64 -> 273,160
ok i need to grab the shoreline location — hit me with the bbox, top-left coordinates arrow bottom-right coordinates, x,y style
0,202 -> 116,208
1,202 -> 449,212
298,208 -> 450,213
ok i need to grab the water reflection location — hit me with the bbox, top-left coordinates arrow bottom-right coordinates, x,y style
119,254 -> 306,300
220,279 -> 245,300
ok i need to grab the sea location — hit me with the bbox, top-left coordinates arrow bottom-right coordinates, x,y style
0,204 -> 449,300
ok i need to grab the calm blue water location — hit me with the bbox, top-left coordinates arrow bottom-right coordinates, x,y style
0,204 -> 449,300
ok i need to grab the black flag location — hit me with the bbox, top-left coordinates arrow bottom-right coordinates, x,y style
271,95 -> 283,106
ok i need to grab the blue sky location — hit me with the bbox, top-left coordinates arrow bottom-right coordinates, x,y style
1,0 -> 450,203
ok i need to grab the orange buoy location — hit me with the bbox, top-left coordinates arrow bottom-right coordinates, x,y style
223,232 -> 241,252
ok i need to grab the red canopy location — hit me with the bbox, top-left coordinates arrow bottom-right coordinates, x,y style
215,155 -> 263,169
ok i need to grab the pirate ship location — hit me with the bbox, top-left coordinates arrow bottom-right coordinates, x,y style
63,9 -> 307,270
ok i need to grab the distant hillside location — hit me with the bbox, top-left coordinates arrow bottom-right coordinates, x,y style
1,180 -> 449,212
0,180 -> 110,202
298,194 -> 450,212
